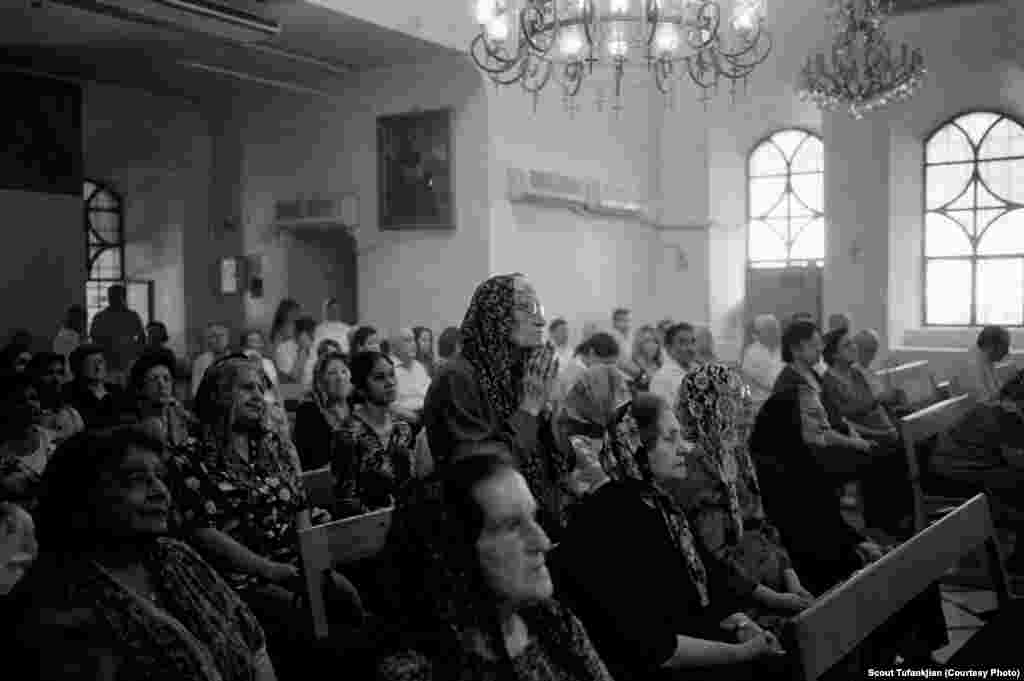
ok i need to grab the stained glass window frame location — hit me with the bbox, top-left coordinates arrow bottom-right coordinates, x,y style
746,128 -> 826,271
923,110 -> 1024,327
84,179 -> 126,328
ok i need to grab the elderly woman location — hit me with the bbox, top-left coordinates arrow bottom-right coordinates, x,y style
164,354 -> 362,675
128,350 -> 196,449
65,343 -> 126,430
7,426 -> 276,680
377,444 -> 616,681
555,393 -> 789,681
750,389 -> 948,666
294,351 -> 351,471
674,365 -> 814,615
332,351 -> 416,517
422,274 -> 565,534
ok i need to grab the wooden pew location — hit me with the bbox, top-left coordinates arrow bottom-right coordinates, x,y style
301,467 -> 336,510
899,393 -> 978,534
785,494 -> 1012,681
298,507 -> 393,639
876,360 -> 941,413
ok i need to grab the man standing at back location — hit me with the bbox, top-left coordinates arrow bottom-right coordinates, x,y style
89,284 -> 144,386
649,322 -> 697,411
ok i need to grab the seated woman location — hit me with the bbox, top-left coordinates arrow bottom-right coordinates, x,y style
332,351 -> 416,517
164,354 -> 363,675
6,426 -> 276,681
674,365 -> 815,618
295,351 -> 351,471
0,501 -> 36,597
556,393 -> 789,681
127,350 -> 196,449
751,389 -> 949,667
26,351 -> 84,444
64,344 -> 127,430
0,373 -> 53,508
377,444 -> 616,681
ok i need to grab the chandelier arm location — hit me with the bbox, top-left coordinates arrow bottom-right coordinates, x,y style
469,34 -> 526,74
520,3 -> 557,58
519,55 -> 554,94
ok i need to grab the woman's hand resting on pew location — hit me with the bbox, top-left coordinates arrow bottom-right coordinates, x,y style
726,616 -> 787,659
855,540 -> 887,564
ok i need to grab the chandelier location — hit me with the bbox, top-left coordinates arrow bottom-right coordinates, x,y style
798,0 -> 926,119
469,0 -> 772,111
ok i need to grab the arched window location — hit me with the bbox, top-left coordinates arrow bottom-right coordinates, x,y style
924,111 -> 1024,326
84,179 -> 125,328
747,129 -> 825,268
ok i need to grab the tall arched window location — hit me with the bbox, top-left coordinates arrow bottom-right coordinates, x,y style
747,129 -> 825,268
924,111 -> 1024,326
84,179 -> 125,327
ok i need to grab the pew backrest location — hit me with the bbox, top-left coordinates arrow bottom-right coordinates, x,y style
301,467 -> 336,509
298,507 -> 393,639
785,494 -> 1010,681
898,393 -> 977,532
876,360 -> 939,409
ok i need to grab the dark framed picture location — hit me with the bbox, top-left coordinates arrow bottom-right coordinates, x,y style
377,108 -> 454,230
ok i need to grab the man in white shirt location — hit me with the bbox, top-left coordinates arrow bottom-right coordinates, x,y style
741,314 -> 783,411
649,322 -> 697,411
190,322 -> 230,397
275,316 -> 316,386
313,297 -> 351,356
610,308 -> 633,359
548,318 -> 574,376
391,327 -> 431,422
954,325 -> 1011,403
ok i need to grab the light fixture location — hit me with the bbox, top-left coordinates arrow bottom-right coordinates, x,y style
469,0 -> 772,112
798,0 -> 926,119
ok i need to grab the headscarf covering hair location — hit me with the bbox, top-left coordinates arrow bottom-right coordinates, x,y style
618,394 -> 710,607
308,351 -> 349,430
412,326 -> 434,364
193,353 -> 275,435
676,363 -> 756,547
459,274 -> 526,423
380,448 -> 597,680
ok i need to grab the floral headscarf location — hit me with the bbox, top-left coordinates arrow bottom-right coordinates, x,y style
459,274 -> 525,423
617,402 -> 709,607
676,363 -> 757,544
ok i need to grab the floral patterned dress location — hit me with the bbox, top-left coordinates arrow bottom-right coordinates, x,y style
332,412 -> 415,517
165,426 -> 309,592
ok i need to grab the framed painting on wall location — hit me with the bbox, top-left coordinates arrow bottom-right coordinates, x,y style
377,108 -> 454,231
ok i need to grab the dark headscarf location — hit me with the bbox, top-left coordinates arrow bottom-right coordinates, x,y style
459,274 -> 525,423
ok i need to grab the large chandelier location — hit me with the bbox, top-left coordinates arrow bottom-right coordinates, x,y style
469,0 -> 772,111
798,0 -> 926,119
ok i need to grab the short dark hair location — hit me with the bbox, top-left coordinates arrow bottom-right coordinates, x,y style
351,326 -> 378,352
821,328 -> 849,367
128,348 -> 178,397
68,343 -> 106,378
664,322 -> 695,348
349,350 -> 393,402
977,325 -> 1010,351
781,320 -> 819,363
548,318 -> 567,332
612,308 -> 630,320
295,316 -> 317,337
581,332 -> 619,359
146,321 -> 169,344
437,326 -> 461,359
630,392 -> 669,476
107,284 -> 126,303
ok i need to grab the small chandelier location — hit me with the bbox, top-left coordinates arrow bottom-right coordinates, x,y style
469,0 -> 772,112
798,0 -> 926,119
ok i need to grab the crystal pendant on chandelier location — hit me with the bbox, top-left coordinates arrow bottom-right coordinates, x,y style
469,0 -> 773,111
797,0 -> 926,119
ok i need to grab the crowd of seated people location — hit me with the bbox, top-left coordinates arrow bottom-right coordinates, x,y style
10,276 -> 1024,679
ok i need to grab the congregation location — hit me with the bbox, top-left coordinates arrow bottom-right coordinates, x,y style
2,272 -> 1023,680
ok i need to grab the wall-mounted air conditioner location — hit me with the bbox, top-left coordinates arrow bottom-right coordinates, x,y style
507,167 -> 590,210
46,0 -> 281,42
586,181 -> 652,222
275,194 -> 360,232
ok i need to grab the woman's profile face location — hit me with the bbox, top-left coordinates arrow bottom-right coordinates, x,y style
92,447 -> 171,540
362,358 -> 396,405
321,359 -> 352,401
142,365 -> 174,405
474,468 -> 553,606
509,277 -> 546,349
646,408 -> 689,483
416,330 -> 433,356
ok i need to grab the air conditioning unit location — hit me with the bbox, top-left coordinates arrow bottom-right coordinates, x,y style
586,181 -> 652,222
46,0 -> 281,42
275,194 -> 360,232
507,167 -> 590,209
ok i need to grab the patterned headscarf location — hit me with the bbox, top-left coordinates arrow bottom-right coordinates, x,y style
307,352 -> 349,431
618,402 -> 710,607
459,274 -> 526,423
559,366 -> 640,485
676,363 -> 757,543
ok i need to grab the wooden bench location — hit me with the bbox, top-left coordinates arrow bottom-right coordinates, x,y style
877,360 -> 942,413
899,393 -> 978,534
785,494 -> 1013,680
298,507 -> 393,639
301,467 -> 336,510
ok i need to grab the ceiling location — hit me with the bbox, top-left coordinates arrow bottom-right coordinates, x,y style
0,0 -> 461,104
